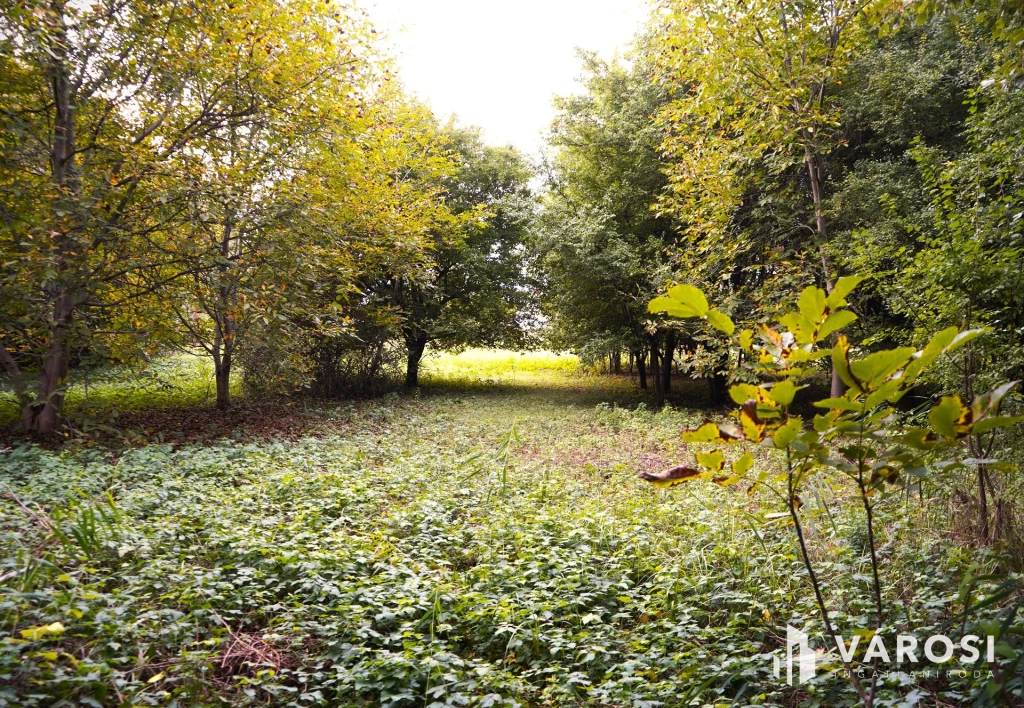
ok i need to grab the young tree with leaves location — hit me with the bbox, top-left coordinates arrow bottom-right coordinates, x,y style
656,0 -> 886,397
536,46 -> 678,398
390,125 -> 534,388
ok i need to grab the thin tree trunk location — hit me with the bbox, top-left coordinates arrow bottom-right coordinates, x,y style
635,349 -> 646,390
650,333 -> 663,407
662,330 -> 675,394
23,11 -> 76,434
804,148 -> 844,398
708,371 -> 728,405
215,351 -> 232,410
613,350 -> 621,374
24,297 -> 72,434
213,219 -> 235,411
405,334 -> 427,388
25,9 -> 78,435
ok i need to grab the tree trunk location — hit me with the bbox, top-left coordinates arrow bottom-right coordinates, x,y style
23,6 -> 78,435
211,320 -> 234,410
405,334 -> 427,388
662,329 -> 675,394
708,371 -> 728,406
212,218 -> 236,411
635,349 -> 646,390
215,353 -> 232,410
804,147 -> 844,398
650,334 -> 663,407
23,300 -> 72,434
613,350 -> 621,374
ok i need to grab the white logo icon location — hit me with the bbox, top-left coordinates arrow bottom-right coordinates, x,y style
773,625 -> 817,685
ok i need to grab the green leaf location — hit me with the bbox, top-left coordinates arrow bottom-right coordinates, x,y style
732,452 -> 755,476
824,275 -> 866,309
929,395 -> 970,439
797,286 -> 827,323
813,397 -> 861,411
849,347 -> 916,388
667,283 -> 709,316
818,310 -> 857,340
831,336 -> 860,391
729,383 -> 768,405
682,421 -> 743,443
705,308 -> 735,335
904,327 -> 986,383
696,450 -> 725,472
739,329 -> 754,350
649,295 -> 698,318
770,379 -> 798,406
771,417 -> 802,448
972,414 -> 1024,434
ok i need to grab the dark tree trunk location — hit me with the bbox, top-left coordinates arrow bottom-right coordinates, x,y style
662,329 -> 676,394
613,350 -> 622,374
213,220 -> 235,411
405,334 -> 427,388
634,349 -> 646,390
708,371 -> 728,406
215,355 -> 232,410
650,334 -> 663,407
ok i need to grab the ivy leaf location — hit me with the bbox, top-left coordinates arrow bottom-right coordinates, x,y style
20,622 -> 65,640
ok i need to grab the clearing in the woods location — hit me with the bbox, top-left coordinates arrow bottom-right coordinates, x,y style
0,352 -> 966,707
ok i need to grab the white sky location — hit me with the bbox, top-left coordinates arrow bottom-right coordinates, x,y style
360,0 -> 652,156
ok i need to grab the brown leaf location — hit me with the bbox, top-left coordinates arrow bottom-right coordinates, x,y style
639,465 -> 701,488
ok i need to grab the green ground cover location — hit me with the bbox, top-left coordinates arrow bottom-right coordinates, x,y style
0,352 -> 1005,707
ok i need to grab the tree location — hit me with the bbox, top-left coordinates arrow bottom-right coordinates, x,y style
156,0 -> 374,409
656,0 -> 885,397
393,125 -> 535,388
536,46 -> 678,398
0,0 -> 377,430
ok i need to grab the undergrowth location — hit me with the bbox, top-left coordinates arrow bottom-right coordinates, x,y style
0,352 -> 1015,707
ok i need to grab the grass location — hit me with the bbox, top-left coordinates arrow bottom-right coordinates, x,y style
0,351 -> 1012,707
0,354 -> 232,431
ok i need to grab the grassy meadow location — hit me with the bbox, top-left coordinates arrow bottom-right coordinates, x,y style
0,352 -> 1005,707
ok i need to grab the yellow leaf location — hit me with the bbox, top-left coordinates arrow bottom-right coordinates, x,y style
20,622 -> 65,640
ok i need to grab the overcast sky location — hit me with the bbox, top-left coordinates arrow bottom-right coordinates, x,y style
360,0 -> 651,156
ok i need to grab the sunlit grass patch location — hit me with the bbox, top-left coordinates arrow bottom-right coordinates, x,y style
0,354 -> 235,430
422,348 -> 583,381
